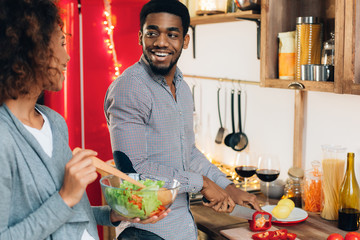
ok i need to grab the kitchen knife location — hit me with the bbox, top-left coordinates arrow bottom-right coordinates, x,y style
202,196 -> 277,221
230,204 -> 278,222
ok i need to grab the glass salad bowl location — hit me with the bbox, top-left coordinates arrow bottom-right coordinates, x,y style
100,173 -> 180,220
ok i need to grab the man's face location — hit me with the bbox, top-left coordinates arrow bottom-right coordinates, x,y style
139,12 -> 189,76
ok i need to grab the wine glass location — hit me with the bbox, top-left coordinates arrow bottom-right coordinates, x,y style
234,152 -> 257,192
256,153 -> 280,205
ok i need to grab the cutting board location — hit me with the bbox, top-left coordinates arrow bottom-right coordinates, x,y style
220,226 -> 301,240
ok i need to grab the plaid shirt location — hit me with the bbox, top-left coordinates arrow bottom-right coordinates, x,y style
104,56 -> 231,240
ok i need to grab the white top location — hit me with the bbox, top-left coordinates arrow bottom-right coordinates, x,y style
23,109 -> 95,240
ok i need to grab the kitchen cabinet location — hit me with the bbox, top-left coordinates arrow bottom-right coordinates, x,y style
343,0 -> 360,94
260,0 -> 346,93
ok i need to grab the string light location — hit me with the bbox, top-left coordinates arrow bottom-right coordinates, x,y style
103,0 -> 122,80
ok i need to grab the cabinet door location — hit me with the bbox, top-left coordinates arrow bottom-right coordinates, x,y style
260,0 -> 345,93
343,0 -> 360,94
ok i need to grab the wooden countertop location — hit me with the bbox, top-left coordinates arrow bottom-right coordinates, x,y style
190,195 -> 360,240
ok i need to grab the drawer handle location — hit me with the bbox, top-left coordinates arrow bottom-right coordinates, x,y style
288,82 -> 305,89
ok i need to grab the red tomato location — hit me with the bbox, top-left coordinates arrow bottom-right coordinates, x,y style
327,233 -> 344,240
345,232 -> 360,240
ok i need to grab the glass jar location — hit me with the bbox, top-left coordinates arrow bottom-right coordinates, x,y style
282,167 -> 304,208
321,32 -> 335,65
320,145 -> 346,220
295,16 -> 322,80
302,160 -> 322,212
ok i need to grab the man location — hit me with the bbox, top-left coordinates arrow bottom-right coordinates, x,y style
104,0 -> 260,239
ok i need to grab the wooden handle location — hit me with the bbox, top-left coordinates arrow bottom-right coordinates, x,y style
72,147 -> 146,188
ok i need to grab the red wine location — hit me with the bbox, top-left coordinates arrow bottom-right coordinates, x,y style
256,169 -> 280,182
235,166 -> 257,178
338,208 -> 360,231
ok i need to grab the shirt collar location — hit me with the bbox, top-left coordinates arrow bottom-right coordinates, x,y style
139,55 -> 183,86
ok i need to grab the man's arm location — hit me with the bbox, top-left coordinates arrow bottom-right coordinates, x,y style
104,76 -> 203,194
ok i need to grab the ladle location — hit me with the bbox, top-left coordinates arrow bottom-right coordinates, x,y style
230,90 -> 248,151
224,90 -> 235,147
215,88 -> 225,144
73,148 -> 172,205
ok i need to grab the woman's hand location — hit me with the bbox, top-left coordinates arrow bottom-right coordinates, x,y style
110,209 -> 171,224
59,148 -> 98,207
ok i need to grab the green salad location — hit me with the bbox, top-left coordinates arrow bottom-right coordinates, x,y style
105,179 -> 166,219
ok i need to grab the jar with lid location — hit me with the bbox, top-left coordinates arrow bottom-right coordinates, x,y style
321,32 -> 335,65
302,160 -> 322,212
282,167 -> 304,208
295,16 -> 322,80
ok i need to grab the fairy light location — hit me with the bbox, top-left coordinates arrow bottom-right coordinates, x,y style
103,0 -> 122,80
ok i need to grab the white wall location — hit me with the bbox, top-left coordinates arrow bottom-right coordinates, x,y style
178,21 -> 360,180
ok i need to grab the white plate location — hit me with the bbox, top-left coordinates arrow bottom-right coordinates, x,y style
262,205 -> 308,225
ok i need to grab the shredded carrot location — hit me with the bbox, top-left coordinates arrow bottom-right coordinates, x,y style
303,168 -> 322,212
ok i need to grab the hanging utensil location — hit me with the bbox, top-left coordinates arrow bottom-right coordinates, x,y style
224,89 -> 235,147
230,90 -> 248,151
215,88 -> 225,144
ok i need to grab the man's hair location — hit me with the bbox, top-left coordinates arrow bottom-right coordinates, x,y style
140,0 -> 190,37
0,0 -> 62,104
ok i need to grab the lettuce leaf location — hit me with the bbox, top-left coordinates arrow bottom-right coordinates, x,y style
105,179 -> 165,219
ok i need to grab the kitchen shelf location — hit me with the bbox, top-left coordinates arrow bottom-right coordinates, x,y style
190,10 -> 260,26
261,79 -> 336,93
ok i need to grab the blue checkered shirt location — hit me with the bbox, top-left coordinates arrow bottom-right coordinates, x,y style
104,56 -> 232,240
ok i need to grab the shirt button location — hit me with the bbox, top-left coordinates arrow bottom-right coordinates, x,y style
179,111 -> 182,115
181,135 -> 185,140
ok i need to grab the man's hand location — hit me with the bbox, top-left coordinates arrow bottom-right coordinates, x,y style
225,183 -> 261,211
110,209 -> 171,224
200,176 -> 235,213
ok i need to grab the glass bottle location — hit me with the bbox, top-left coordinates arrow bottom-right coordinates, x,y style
338,152 -> 360,231
321,32 -> 335,65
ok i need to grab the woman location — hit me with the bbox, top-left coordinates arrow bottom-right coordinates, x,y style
0,0 -> 169,239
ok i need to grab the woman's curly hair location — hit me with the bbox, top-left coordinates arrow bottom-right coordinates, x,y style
0,0 -> 63,104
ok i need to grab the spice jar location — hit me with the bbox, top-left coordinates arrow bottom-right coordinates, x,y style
282,167 -> 304,208
302,160 -> 322,212
321,32 -> 335,66
295,16 -> 322,80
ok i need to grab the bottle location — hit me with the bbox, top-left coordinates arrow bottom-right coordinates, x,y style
338,152 -> 360,231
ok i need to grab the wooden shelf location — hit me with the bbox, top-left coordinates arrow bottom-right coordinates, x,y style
190,11 -> 260,26
261,78 -> 336,93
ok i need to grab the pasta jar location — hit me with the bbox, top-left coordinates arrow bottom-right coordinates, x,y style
302,160 -> 322,212
295,16 -> 322,80
320,145 -> 346,220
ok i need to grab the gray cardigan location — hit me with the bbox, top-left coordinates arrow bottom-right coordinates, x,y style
0,104 -> 115,240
